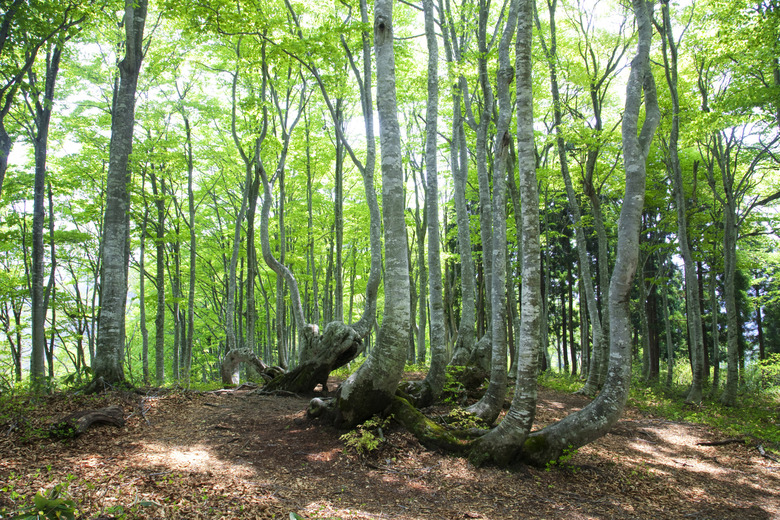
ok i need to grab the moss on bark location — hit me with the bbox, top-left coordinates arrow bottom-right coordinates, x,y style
388,394 -> 472,453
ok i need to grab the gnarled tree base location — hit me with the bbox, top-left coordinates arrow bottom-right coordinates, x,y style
220,348 -> 283,385
264,321 -> 363,394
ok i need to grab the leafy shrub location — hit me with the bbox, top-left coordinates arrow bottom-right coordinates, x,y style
340,415 -> 392,456
744,354 -> 780,394
444,407 -> 487,430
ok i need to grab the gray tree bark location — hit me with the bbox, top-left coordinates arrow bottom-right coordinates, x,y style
27,43 -> 63,391
656,2 -> 705,403
534,0 -> 606,396
408,0 -> 447,406
439,0 -> 477,367
466,0 -> 519,424
221,38 -> 266,385
511,0 -> 659,466
329,0 -> 410,427
150,172 -> 165,385
182,110 -> 196,384
470,0 -> 539,465
90,0 -> 148,390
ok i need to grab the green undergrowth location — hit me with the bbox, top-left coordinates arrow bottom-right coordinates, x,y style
538,368 -> 780,450
627,380 -> 780,447
537,371 -> 584,394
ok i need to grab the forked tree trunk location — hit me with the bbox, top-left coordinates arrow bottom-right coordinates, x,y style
481,0 -> 659,466
470,0 -> 538,465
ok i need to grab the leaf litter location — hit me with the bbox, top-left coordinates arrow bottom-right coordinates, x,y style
0,383 -> 778,519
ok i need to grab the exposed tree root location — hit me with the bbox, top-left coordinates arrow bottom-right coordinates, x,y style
387,393 -> 481,454
220,348 -> 283,385
49,406 -> 124,439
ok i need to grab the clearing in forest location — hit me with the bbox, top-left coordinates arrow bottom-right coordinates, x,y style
0,382 -> 778,519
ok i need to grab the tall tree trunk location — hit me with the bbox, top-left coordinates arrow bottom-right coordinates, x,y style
29,44 -> 63,391
439,0 -> 477,366
170,218 -> 182,381
139,209 -> 150,384
474,0 -> 494,338
662,273 -> 674,388
561,285 -> 569,373
414,170 -> 427,365
755,285 -> 765,361
657,2 -> 705,402
90,0 -> 148,390
334,100 -> 345,323
44,182 -> 57,381
245,170 -> 260,361
721,201 -> 739,405
276,168 -> 288,368
535,0 -> 606,395
709,264 -> 720,397
470,0 -> 536,464
182,112 -> 195,384
568,263 -> 577,376
466,0 -> 517,421
151,173 -> 165,385
330,0 -> 410,427
516,0 -> 659,465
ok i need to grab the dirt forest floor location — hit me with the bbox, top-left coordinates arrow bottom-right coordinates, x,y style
1,380 -> 779,520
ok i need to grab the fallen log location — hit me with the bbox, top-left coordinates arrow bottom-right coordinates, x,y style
49,406 -> 124,439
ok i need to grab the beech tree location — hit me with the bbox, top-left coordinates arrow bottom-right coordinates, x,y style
3,0 -> 780,451
483,0 -> 660,466
318,0 -> 411,427
89,0 -> 148,390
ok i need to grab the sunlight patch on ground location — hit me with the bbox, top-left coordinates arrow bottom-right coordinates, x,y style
306,448 -> 341,462
301,500 -> 426,520
138,441 -> 254,476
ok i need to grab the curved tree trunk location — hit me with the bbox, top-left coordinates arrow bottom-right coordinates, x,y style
263,0 -> 382,395
534,1 -> 606,396
466,0 -> 518,424
470,0 -> 537,464
326,0 -> 410,428
509,0 -> 659,466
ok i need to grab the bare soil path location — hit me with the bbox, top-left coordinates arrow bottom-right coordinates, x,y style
1,383 -> 778,519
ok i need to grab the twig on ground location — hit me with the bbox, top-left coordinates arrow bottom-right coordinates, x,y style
757,444 -> 780,463
696,438 -> 745,446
